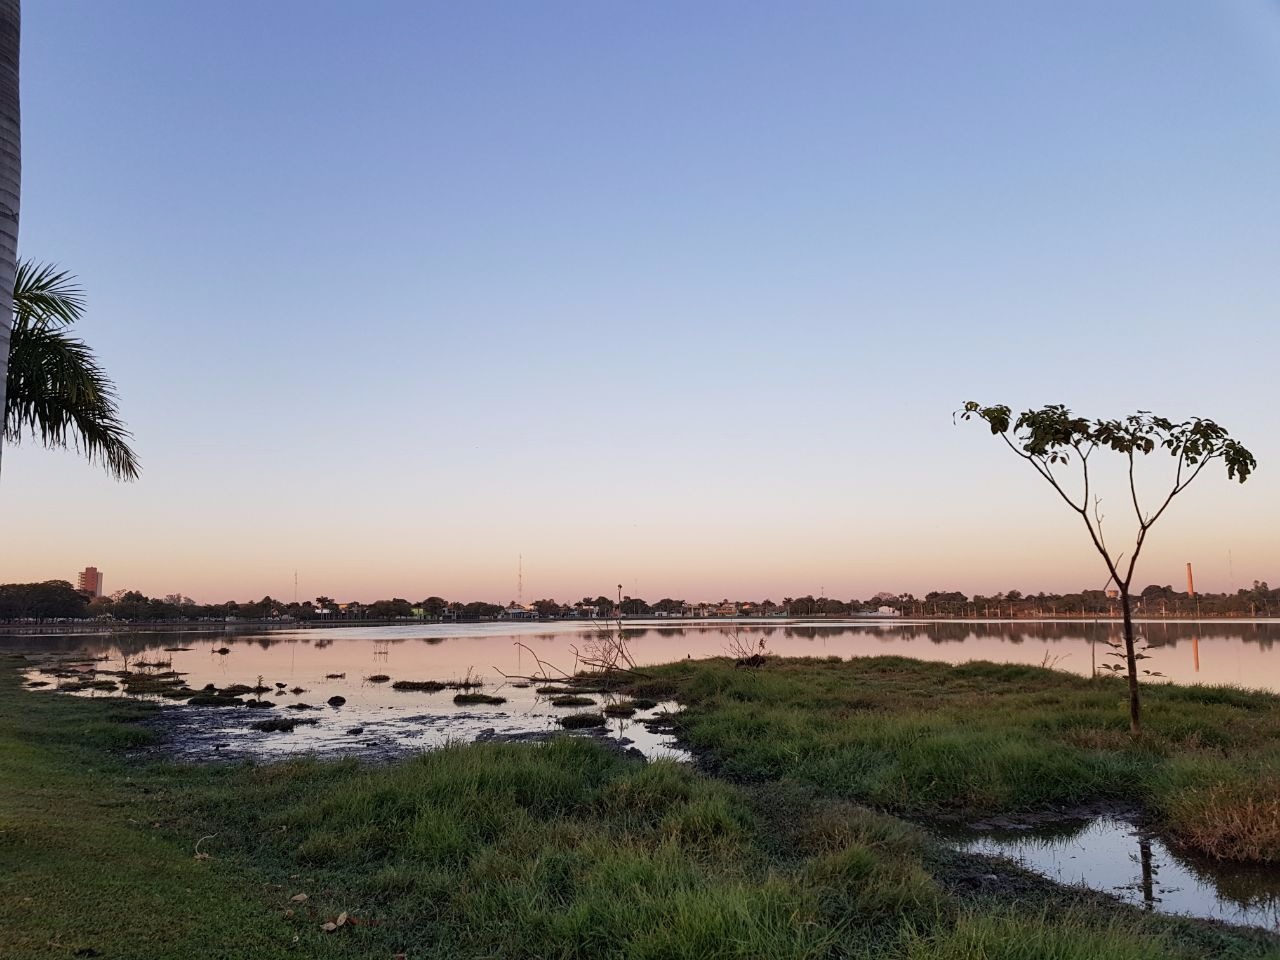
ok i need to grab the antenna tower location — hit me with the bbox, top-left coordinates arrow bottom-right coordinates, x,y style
517,554 -> 523,607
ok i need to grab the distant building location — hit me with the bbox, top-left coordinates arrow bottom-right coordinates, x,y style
76,566 -> 103,597
502,603 -> 535,620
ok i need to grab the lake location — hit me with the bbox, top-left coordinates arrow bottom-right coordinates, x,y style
12,617 -> 1280,762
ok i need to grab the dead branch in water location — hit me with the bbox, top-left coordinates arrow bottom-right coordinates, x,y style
494,619 -> 653,684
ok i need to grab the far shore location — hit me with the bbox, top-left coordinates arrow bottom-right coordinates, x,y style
2,612 -> 1278,636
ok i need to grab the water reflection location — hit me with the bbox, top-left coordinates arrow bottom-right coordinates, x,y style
958,816 -> 1280,931
9,619 -> 1280,692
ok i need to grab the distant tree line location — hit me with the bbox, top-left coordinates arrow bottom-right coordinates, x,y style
1,581 -> 1277,623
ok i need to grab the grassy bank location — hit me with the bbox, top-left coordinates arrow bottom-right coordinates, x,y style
622,656 -> 1280,861
1,657 -> 1277,958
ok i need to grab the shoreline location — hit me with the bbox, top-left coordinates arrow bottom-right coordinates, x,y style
3,613 -> 1279,637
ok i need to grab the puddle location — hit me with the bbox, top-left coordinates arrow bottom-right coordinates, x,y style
954,815 -> 1280,931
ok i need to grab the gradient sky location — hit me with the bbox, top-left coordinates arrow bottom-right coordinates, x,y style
2,1 -> 1278,604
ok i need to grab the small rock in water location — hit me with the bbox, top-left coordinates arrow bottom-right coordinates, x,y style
245,699 -> 275,709
327,696 -> 346,707
346,726 -> 364,735
213,647 -> 230,655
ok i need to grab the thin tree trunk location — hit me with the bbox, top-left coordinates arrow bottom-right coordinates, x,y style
1121,590 -> 1142,734
0,0 -> 19,477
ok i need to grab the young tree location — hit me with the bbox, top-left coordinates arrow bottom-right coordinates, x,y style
960,402 -> 1255,733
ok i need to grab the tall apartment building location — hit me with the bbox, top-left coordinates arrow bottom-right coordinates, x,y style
76,566 -> 104,597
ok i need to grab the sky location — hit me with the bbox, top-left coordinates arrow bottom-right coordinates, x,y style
2,1 -> 1278,604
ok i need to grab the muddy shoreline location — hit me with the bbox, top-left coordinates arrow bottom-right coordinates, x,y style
132,698 -> 657,765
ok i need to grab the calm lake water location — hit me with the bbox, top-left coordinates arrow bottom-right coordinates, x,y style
11,618 -> 1280,931
12,616 -> 1280,686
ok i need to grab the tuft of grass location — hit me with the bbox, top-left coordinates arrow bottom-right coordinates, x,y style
365,674 -> 391,683
251,717 -> 319,732
391,679 -> 447,692
560,712 -> 606,729
900,909 -> 1178,960
55,679 -> 119,692
536,685 -> 608,695
120,672 -> 189,696
453,693 -> 507,706
186,694 -> 245,707
1158,770 -> 1280,862
550,695 -> 596,707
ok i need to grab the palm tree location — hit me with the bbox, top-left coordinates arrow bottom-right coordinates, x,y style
0,1 -> 20,478
4,260 -> 140,479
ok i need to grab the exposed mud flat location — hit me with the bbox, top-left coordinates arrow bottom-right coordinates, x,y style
131,697 -> 687,765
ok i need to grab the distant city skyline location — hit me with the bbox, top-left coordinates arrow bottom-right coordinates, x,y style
3,3 -> 1277,599
32,555 -> 1266,608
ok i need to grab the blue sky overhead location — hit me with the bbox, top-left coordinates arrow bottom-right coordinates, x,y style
4,1 -> 1279,603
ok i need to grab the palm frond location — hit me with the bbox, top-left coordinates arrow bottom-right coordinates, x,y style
5,282 -> 140,481
13,260 -> 86,330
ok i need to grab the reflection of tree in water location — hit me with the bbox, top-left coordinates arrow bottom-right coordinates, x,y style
1161,835 -> 1280,927
974,818 -> 1280,929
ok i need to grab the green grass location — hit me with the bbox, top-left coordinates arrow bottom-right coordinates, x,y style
0,663 -> 297,959
623,656 -> 1280,861
1,656 -> 1277,958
